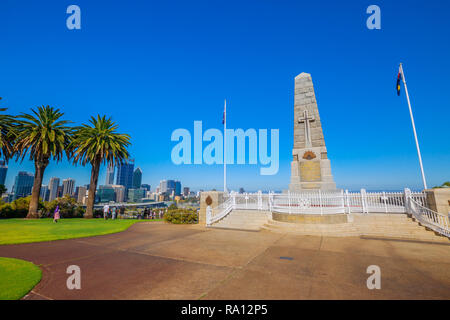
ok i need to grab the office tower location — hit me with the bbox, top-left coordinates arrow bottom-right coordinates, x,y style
160,180 -> 168,193
127,188 -> 145,203
111,185 -> 126,203
48,177 -> 60,201
183,187 -> 190,197
175,181 -> 181,196
12,171 -> 34,200
0,160 -> 8,186
105,163 -> 115,185
40,185 -> 49,202
132,167 -> 142,189
76,186 -> 87,204
141,184 -> 151,192
167,180 -> 176,195
57,186 -> 63,198
62,178 -> 76,197
116,159 -> 134,191
97,185 -> 115,203
239,187 -> 245,194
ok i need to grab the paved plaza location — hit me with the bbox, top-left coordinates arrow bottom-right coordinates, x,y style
1,222 -> 449,300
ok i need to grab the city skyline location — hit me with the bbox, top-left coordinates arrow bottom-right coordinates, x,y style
1,1 -> 450,192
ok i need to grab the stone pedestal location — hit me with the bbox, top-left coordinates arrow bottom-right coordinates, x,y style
199,191 -> 225,226
289,73 -> 336,191
425,188 -> 450,214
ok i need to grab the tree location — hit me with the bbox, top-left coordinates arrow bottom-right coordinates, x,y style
0,185 -> 6,197
70,115 -> 130,218
0,97 -> 16,161
15,106 -> 72,218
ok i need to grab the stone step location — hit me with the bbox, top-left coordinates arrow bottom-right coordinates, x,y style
263,219 -> 449,242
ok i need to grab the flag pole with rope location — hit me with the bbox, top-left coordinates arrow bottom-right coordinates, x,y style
223,99 -> 227,193
398,63 -> 428,190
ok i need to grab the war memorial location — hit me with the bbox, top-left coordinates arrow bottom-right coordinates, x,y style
200,73 -> 450,241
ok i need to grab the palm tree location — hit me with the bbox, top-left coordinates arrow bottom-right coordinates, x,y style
70,115 -> 130,218
0,97 -> 16,161
15,106 -> 73,218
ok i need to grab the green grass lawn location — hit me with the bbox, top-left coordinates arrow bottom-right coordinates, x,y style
0,218 -> 151,245
0,257 -> 42,300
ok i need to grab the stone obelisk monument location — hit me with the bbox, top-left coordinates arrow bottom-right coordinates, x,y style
289,73 -> 336,191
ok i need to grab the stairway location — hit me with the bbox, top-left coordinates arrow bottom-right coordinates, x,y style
209,210 -> 270,231
261,213 -> 449,242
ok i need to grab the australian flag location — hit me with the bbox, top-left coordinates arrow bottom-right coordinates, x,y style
396,67 -> 402,96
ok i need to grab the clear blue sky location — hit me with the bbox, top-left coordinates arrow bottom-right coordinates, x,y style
1,0 -> 449,192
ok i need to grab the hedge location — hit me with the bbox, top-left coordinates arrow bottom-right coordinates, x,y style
164,208 -> 198,224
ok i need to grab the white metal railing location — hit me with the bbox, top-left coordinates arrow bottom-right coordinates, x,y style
205,189 -> 450,238
405,189 -> 449,238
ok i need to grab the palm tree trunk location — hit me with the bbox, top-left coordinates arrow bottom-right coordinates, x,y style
85,157 -> 101,218
27,159 -> 48,218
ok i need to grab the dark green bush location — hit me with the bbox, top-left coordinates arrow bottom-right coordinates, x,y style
0,196 -> 42,218
164,208 -> 198,224
45,195 -> 85,218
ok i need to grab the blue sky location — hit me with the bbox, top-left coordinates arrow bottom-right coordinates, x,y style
1,0 -> 449,192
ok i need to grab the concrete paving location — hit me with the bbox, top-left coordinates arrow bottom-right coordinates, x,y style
0,221 -> 449,300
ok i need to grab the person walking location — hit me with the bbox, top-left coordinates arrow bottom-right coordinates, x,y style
53,205 -> 60,223
112,207 -> 116,220
103,204 -> 110,220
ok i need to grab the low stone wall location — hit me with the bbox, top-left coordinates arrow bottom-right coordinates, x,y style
425,188 -> 450,215
272,212 -> 348,224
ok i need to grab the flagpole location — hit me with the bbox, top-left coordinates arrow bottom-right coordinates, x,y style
223,99 -> 227,193
400,63 -> 428,190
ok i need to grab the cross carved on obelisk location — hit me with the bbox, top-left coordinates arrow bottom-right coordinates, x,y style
298,110 -> 315,147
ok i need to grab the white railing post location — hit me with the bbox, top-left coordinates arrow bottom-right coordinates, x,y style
269,192 -> 274,212
206,205 -> 212,226
257,190 -> 262,210
319,189 -> 323,215
404,188 -> 411,213
361,189 -> 367,214
288,191 -> 291,214
340,189 -> 345,213
383,191 -> 388,213
231,191 -> 236,209
345,189 -> 350,214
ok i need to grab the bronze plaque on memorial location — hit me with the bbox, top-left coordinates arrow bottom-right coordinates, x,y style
300,161 -> 321,182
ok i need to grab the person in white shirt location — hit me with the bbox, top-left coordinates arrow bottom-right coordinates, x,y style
103,204 -> 110,220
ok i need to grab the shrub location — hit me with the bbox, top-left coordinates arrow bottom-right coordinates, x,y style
0,196 -> 42,219
164,208 -> 198,224
45,195 -> 85,218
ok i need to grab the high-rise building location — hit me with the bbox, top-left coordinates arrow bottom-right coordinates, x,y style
111,185 -> 126,203
116,159 -> 134,191
0,160 -> 8,186
12,171 -> 34,200
105,163 -> 115,185
132,167 -> 142,189
62,178 -> 76,197
57,185 -> 63,198
160,180 -> 168,194
127,188 -> 145,203
48,177 -> 60,201
183,187 -> 190,197
40,185 -> 49,202
75,186 -> 87,204
141,184 -> 151,192
97,185 -> 115,203
175,181 -> 181,196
